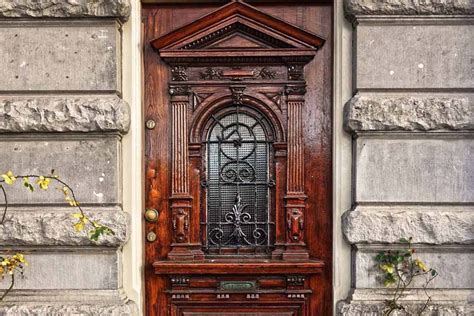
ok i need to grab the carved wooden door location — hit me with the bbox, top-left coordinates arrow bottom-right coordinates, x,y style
143,1 -> 332,315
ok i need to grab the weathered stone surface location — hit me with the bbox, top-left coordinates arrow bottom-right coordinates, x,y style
0,290 -> 138,315
344,0 -> 474,18
0,22 -> 120,92
0,95 -> 130,133
0,252 -> 119,290
338,301 -> 472,316
345,94 -> 473,132
0,136 -> 120,205
343,206 -> 474,245
0,302 -> 136,316
0,0 -> 131,21
0,96 -> 130,133
354,248 -> 474,288
355,136 -> 474,203
355,24 -> 474,90
350,288 -> 473,302
0,208 -> 129,247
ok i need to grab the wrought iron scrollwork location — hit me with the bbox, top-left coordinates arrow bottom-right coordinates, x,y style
205,106 -> 274,252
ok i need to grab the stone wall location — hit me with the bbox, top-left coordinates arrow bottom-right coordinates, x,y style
0,1 -> 136,315
339,0 -> 474,315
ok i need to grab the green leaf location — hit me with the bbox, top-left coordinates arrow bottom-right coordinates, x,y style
88,225 -> 114,241
399,238 -> 409,243
23,177 -> 35,192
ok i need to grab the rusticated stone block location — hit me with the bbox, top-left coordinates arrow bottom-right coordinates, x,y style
338,301 -> 472,316
354,248 -> 474,288
0,0 -> 131,21
0,22 -> 120,92
0,302 -> 136,316
344,0 -> 474,18
0,251 -> 119,290
355,24 -> 474,90
0,136 -> 120,205
0,95 -> 130,133
345,94 -> 473,132
343,206 -> 474,245
355,136 -> 474,203
0,208 -> 129,247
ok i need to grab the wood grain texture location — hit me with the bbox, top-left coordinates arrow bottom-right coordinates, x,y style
144,2 -> 333,315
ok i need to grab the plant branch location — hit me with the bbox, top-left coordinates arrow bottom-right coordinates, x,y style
0,185 -> 7,224
0,274 -> 14,302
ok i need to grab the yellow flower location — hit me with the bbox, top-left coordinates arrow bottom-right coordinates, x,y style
36,176 -> 50,190
414,259 -> 428,272
65,195 -> 79,207
73,222 -> 85,232
72,213 -> 88,232
380,264 -> 395,274
13,253 -> 27,264
2,171 -> 16,185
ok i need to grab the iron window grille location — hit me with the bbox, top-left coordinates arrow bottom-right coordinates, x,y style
203,105 -> 275,255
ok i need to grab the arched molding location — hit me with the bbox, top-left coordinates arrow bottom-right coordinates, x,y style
190,92 -> 286,144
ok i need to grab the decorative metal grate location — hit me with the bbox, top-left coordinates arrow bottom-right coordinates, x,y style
204,106 -> 274,253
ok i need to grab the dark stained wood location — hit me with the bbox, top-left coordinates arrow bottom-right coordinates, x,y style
153,260 -> 324,275
151,1 -> 325,50
144,2 -> 333,315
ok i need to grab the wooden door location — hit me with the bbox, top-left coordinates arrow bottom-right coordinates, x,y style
143,1 -> 332,315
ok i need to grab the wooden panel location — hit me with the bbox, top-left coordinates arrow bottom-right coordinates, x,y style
144,2 -> 332,315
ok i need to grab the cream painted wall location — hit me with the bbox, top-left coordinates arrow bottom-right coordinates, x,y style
122,0 -> 144,314
120,1 -> 352,315
333,0 -> 353,310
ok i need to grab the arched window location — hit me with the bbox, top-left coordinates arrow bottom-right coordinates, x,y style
204,105 -> 275,255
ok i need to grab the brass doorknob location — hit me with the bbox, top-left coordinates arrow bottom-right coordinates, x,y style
144,208 -> 159,222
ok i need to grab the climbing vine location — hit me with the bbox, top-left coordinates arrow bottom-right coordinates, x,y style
0,170 -> 114,301
375,237 -> 439,315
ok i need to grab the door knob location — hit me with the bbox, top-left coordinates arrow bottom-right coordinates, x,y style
144,208 -> 159,222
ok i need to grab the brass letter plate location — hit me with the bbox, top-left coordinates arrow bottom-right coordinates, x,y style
219,281 -> 256,292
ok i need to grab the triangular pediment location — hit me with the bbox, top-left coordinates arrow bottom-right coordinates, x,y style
207,32 -> 271,49
151,1 -> 325,64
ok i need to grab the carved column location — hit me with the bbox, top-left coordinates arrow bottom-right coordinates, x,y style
168,85 -> 202,260
283,84 -> 309,261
